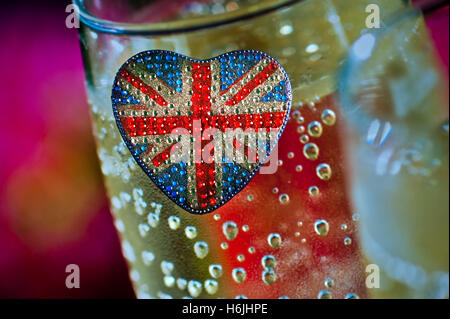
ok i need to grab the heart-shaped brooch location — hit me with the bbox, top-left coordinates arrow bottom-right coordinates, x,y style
112,50 -> 291,214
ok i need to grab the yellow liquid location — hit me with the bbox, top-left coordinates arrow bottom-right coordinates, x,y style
80,0 -> 406,298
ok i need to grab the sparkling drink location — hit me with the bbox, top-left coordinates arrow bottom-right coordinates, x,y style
77,0 -> 406,298
339,7 -> 449,298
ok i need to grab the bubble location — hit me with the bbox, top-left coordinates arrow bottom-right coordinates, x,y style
318,290 -> 332,299
316,163 -> 332,180
314,219 -> 329,236
268,233 -> 282,248
185,226 -> 197,239
147,213 -> 159,228
279,193 -> 290,204
237,254 -> 245,262
222,221 -> 239,240
177,278 -> 187,290
324,278 -> 335,288
213,214 -> 221,221
345,293 -> 360,299
301,238 -> 307,243
297,126 -> 305,134
235,295 -> 248,299
287,152 -> 295,159
297,221 -> 303,227
296,165 -> 303,172
297,116 -> 305,124
272,187 -> 279,194
340,224 -> 348,230
232,268 -> 247,283
352,213 -> 360,221
188,280 -> 202,298
321,109 -> 336,126
247,194 -> 254,201
194,241 -> 209,259
164,275 -> 175,288
278,160 -> 283,166
160,261 -> 174,275
295,231 -> 300,237
262,269 -> 277,285
344,237 -> 352,246
308,121 -> 323,137
261,255 -> 277,269
242,225 -> 250,232
303,143 -> 319,160
204,279 -> 219,295
309,186 -> 320,196
221,242 -> 229,250
248,246 -> 256,254
168,216 -> 181,230
299,134 -> 310,144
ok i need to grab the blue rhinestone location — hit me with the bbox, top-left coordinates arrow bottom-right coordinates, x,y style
179,162 -> 186,168
158,178 -> 163,183
239,54 -> 245,60
164,174 -> 170,179
168,80 -> 173,86
236,179 -> 242,184
220,64 -> 226,69
137,58 -> 143,63
223,167 -> 229,173
171,166 -> 177,173
114,86 -> 120,91
165,55 -> 171,61
238,63 -> 243,69
176,79 -> 182,85
171,191 -> 177,197
282,96 -> 287,102
179,186 -> 185,192
167,186 -> 173,191
121,90 -> 128,96
220,70 -> 227,76
145,56 -> 151,61
263,96 -> 269,102
247,55 -> 253,61
176,87 -> 182,93
156,71 -> 162,77
172,56 -> 177,61
227,78 -> 233,85
179,170 -> 185,176
164,64 -> 170,69
176,71 -> 181,77
275,86 -> 281,91
280,81 -> 285,86
155,55 -> 161,60
268,92 -> 274,98
242,172 -> 247,176
255,55 -> 261,61
230,62 -> 235,68
168,73 -> 173,78
227,177 -> 233,182
228,187 -> 234,192
172,181 -> 177,186
154,63 -> 160,68
221,84 -> 227,90
179,197 -> 185,203
220,57 -> 226,63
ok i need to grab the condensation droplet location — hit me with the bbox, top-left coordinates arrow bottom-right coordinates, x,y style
297,125 -> 305,134
204,279 -> 219,295
324,278 -> 335,288
209,264 -> 223,279
188,280 -> 202,298
168,216 -> 181,230
262,269 -> 277,285
237,254 -> 245,262
309,186 -> 320,196
242,225 -> 249,232
222,221 -> 238,240
287,152 -> 295,159
194,241 -> 209,259
160,261 -> 174,275
345,293 -> 359,299
247,194 -> 254,201
185,226 -> 197,239
299,134 -> 310,144
308,121 -> 323,137
248,246 -> 256,254
279,193 -> 290,204
147,213 -> 159,228
177,278 -> 187,290
221,242 -> 229,250
341,224 -> 348,230
141,251 -> 155,266
303,143 -> 319,160
272,187 -> 279,194
164,275 -> 175,288
321,109 -> 336,126
318,290 -> 332,299
267,233 -> 282,248
316,163 -> 332,180
296,165 -> 303,172
261,255 -> 277,269
232,268 -> 247,283
314,219 -> 329,236
213,214 -> 221,221
344,237 -> 352,246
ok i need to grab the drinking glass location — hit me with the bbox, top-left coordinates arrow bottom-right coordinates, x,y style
339,6 -> 449,298
75,0 -> 406,298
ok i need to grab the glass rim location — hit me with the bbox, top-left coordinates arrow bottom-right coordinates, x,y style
74,0 -> 303,35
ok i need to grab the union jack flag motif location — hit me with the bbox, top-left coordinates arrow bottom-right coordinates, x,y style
112,50 -> 291,214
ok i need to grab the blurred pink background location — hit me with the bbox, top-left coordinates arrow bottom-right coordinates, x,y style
0,0 -> 447,298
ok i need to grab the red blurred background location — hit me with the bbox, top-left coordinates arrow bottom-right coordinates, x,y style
0,0 -> 447,298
